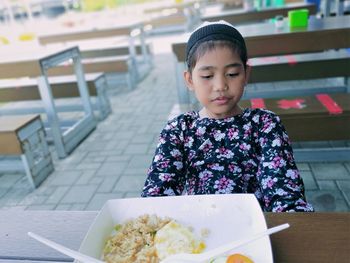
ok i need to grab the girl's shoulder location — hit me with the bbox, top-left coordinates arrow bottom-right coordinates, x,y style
244,108 -> 281,123
164,111 -> 198,130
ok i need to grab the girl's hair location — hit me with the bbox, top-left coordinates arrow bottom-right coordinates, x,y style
185,21 -> 248,73
186,39 -> 247,73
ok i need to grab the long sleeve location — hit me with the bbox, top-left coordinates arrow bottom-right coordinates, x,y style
256,111 -> 314,212
141,118 -> 186,197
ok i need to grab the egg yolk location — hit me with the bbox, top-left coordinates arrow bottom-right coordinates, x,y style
226,253 -> 254,263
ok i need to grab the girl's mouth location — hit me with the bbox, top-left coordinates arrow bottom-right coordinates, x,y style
213,96 -> 229,105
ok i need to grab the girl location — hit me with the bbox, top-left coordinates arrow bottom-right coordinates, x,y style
141,21 -> 313,212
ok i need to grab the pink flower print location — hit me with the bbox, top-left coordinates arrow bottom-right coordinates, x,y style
148,186 -> 160,195
170,135 -> 180,144
263,195 -> 271,207
184,136 -> 194,147
214,176 -> 235,194
216,147 -> 234,158
272,156 -> 286,168
243,160 -> 254,172
273,203 -> 287,212
159,173 -> 174,182
199,170 -> 213,180
199,139 -> 212,152
218,147 -> 227,154
159,160 -> 170,169
239,143 -> 251,151
228,163 -> 235,172
202,141 -> 213,152
261,176 -> 278,189
286,169 -> 299,179
159,137 -> 166,145
213,130 -> 225,141
228,163 -> 242,173
193,160 -> 204,168
163,188 -> 176,196
170,149 -> 181,158
208,163 -> 224,171
154,154 -> 163,162
199,170 -> 214,189
262,121 -> 276,134
196,127 -> 206,136
259,137 -> 268,146
165,120 -> 178,130
227,128 -> 239,140
174,161 -> 183,170
272,138 -> 282,147
243,124 -> 251,132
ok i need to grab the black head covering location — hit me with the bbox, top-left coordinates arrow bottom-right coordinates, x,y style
185,21 -> 247,64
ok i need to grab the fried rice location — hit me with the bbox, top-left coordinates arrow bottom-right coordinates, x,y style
103,214 -> 171,263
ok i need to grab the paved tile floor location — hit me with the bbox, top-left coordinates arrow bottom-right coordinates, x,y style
0,34 -> 349,212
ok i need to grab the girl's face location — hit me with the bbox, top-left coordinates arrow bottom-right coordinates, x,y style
184,46 -> 250,119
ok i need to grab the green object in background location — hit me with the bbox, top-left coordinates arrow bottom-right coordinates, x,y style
288,9 -> 309,27
274,0 -> 285,6
254,0 -> 262,10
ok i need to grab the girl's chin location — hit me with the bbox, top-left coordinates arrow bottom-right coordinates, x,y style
201,106 -> 242,119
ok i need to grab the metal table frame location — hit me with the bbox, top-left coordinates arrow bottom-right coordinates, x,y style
38,47 -> 97,158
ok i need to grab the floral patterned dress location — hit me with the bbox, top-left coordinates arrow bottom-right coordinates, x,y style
141,108 -> 314,212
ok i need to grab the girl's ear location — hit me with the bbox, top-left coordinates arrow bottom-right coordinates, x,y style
184,71 -> 194,91
245,64 -> 251,86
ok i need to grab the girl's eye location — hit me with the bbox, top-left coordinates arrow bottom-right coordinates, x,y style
227,73 -> 239,78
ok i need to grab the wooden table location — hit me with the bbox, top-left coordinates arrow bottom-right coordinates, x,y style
0,46 -> 97,159
38,21 -> 143,45
172,15 -> 350,104
172,15 -> 350,62
0,211 -> 348,262
201,2 -> 317,24
37,21 -> 152,79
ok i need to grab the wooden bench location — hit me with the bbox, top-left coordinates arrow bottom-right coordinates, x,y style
249,50 -> 350,83
38,22 -> 152,83
245,49 -> 350,98
202,2 -> 317,24
0,73 -> 111,121
171,15 -> 350,104
74,42 -> 152,83
0,115 -> 54,189
80,42 -> 153,59
144,14 -> 190,34
239,93 -> 350,161
47,56 -> 135,91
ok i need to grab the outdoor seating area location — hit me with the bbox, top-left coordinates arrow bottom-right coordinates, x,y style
0,1 -> 350,261
0,0 -> 350,219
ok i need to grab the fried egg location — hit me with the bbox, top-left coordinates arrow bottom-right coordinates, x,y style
154,220 -> 206,260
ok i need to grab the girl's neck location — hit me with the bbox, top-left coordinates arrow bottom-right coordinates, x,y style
199,106 -> 243,119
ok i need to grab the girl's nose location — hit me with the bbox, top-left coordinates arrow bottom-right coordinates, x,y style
213,76 -> 228,91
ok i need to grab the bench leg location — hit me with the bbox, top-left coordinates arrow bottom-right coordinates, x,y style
37,75 -> 67,158
18,119 -> 54,189
94,75 -> 112,121
38,48 -> 97,158
139,27 -> 151,66
175,61 -> 191,104
345,76 -> 350,93
128,36 -> 141,82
